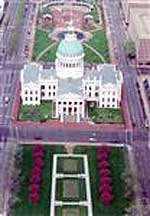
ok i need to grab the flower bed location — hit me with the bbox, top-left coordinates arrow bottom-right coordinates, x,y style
29,144 -> 45,204
97,146 -> 114,205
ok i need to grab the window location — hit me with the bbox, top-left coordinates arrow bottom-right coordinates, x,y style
63,107 -> 66,112
113,91 -> 115,95
30,91 -> 33,94
108,91 -> 110,95
63,102 -> 66,105
74,107 -> 77,112
102,91 -> 105,95
58,101 -> 61,105
95,86 -> 99,91
49,86 -> 51,89
107,104 -> 110,107
102,104 -> 104,107
35,91 -> 38,94
89,92 -> 91,97
112,104 -> 115,107
95,92 -> 98,97
41,92 -> 45,97
49,92 -> 51,96
25,90 -> 28,94
80,102 -> 82,105
53,92 -> 55,96
25,97 -> 28,101
53,85 -> 55,89
30,97 -> 33,101
74,102 -> 77,105
102,98 -> 105,102
89,86 -> 91,91
41,85 -> 45,90
85,86 -> 87,90
35,97 -> 38,101
112,98 -> 115,102
69,102 -> 72,105
107,98 -> 110,102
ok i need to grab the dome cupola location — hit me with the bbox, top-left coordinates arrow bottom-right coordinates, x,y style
55,21 -> 84,79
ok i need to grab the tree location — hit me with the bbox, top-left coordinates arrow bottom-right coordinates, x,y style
123,39 -> 136,59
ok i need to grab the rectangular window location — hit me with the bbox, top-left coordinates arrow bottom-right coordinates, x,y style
89,92 -> 91,97
102,104 -> 104,107
102,98 -> 105,102
53,92 -> 55,96
107,98 -> 110,102
35,91 -> 38,94
41,85 -> 45,90
41,92 -> 45,97
53,85 -> 55,89
25,97 -> 28,101
49,86 -> 51,89
30,97 -> 33,101
89,86 -> 91,91
112,98 -> 115,102
35,97 -> 38,101
49,92 -> 51,96
95,92 -> 98,97
25,90 -> 28,94
107,104 -> 110,107
30,91 -> 33,95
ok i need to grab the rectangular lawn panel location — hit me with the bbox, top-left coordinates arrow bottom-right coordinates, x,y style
88,107 -> 123,124
55,206 -> 88,216
57,157 -> 84,174
19,101 -> 52,122
56,178 -> 86,202
12,145 -> 66,216
74,146 -> 130,216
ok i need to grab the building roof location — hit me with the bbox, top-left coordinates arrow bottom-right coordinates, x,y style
57,32 -> 84,57
84,64 -> 121,85
58,78 -> 82,96
40,68 -> 56,80
130,8 -> 150,39
23,63 -> 40,84
138,39 -> 150,63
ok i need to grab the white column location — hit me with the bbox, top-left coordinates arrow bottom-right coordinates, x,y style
77,105 -> 80,123
82,102 -> 85,118
55,101 -> 59,118
60,105 -> 64,122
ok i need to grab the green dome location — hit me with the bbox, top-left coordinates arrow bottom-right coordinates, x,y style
57,35 -> 84,57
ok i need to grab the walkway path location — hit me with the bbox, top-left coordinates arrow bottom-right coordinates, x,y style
36,42 -> 56,61
83,42 -> 106,63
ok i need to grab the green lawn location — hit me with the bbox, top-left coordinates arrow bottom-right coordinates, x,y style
32,29 -> 52,61
12,145 -> 66,216
12,145 -> 129,216
85,30 -> 110,63
19,101 -> 52,122
88,107 -> 123,124
57,157 -> 84,174
74,146 -> 129,216
55,206 -> 88,216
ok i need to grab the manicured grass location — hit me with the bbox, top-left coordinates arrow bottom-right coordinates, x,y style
19,101 -> 52,122
12,145 -> 66,216
41,44 -> 58,62
32,29 -> 52,61
57,157 -> 84,174
74,146 -> 129,216
56,178 -> 86,202
55,206 -> 88,216
85,30 -> 110,63
88,107 -> 122,124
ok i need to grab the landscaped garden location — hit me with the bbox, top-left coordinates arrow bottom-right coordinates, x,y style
12,145 -> 66,216
19,101 -> 52,122
74,146 -> 130,216
84,30 -> 110,63
88,107 -> 123,124
12,145 -> 130,216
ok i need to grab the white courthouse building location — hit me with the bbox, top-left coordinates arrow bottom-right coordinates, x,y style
20,28 -> 123,122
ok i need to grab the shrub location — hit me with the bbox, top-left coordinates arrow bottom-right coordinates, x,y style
100,192 -> 114,205
99,184 -> 112,194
